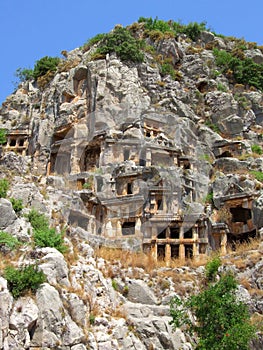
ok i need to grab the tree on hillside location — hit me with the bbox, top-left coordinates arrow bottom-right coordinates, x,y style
170,258 -> 256,349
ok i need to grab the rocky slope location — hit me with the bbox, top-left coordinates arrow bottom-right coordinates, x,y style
0,18 -> 262,349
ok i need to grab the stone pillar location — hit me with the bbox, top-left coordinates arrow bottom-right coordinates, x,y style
105,220 -> 113,238
165,244 -> 171,266
135,217 -> 141,236
116,219 -> 122,237
152,243 -> 157,261
70,144 -> 80,174
179,244 -> 185,260
46,161 -> 51,176
179,225 -> 184,239
220,231 -> 227,255
146,150 -> 151,166
192,226 -> 199,259
179,224 -> 185,259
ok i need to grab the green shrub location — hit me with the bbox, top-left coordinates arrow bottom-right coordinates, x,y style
204,120 -> 220,133
4,264 -> 46,298
160,62 -> 176,79
250,170 -> 263,182
251,144 -> 263,155
112,279 -> 118,290
0,231 -> 21,250
138,17 -> 173,33
10,198 -> 23,213
33,228 -> 67,254
213,48 -> 263,91
26,209 -> 49,231
26,209 -> 67,253
0,179 -> 9,198
138,17 -> 208,42
204,192 -> 214,204
82,33 -> 106,52
170,273 -> 256,349
183,21 -> 208,41
205,256 -> 221,282
89,313 -> 96,325
94,26 -> 144,63
33,56 -> 60,79
15,67 -> 34,82
0,129 -> 7,145
217,82 -> 228,92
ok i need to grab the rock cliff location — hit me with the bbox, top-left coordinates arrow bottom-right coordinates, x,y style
0,18 -> 262,349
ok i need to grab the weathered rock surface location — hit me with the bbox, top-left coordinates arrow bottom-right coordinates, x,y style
0,19 -> 262,350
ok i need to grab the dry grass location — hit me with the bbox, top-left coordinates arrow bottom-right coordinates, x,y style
94,247 -> 158,274
229,238 -> 262,255
0,250 -> 24,271
223,238 -> 262,269
248,288 -> 263,298
239,277 -> 251,290
95,247 -> 208,276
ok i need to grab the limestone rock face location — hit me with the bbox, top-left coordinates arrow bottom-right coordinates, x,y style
0,198 -> 16,229
38,248 -> 70,287
0,20 -> 263,350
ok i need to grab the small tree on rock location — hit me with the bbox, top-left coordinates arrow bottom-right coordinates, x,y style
170,258 -> 256,349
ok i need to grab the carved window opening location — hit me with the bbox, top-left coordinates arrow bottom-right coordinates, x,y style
157,199 -> 163,210
80,145 -> 101,172
157,228 -> 166,239
218,150 -> 233,158
50,151 -> 71,175
127,182 -> 133,195
157,244 -> 165,260
230,207 -> 251,223
139,149 -> 146,166
183,160 -> 191,170
170,226 -> 180,239
18,139 -> 24,147
122,221 -> 135,236
184,228 -> 193,239
185,244 -> 193,258
124,149 -> 130,161
171,244 -> 179,258
10,139 -> 16,147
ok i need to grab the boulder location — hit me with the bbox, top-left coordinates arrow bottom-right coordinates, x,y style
32,283 -> 84,348
38,247 -> 70,287
126,279 -> 158,305
0,198 -> 16,229
9,297 -> 38,331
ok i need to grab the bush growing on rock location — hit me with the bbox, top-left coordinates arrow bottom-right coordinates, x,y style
213,48 -> 263,91
33,228 -> 67,254
251,144 -> 263,155
94,26 -> 145,63
0,128 -> 7,145
10,198 -> 23,213
33,56 -> 60,79
15,67 -> 34,82
4,264 -> 46,298
0,231 -> 21,250
0,178 -> 9,198
82,33 -> 106,52
170,258 -> 256,349
205,255 -> 221,282
26,209 -> 67,253
26,209 -> 49,231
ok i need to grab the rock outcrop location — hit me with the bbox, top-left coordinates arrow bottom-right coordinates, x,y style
0,18 -> 262,349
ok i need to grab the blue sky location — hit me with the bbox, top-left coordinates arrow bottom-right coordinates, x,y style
1,0 -> 262,105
